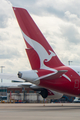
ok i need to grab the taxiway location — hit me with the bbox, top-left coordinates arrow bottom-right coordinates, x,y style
0,103 -> 80,120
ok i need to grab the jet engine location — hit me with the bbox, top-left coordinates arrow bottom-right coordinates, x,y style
30,85 -> 63,99
18,70 -> 63,99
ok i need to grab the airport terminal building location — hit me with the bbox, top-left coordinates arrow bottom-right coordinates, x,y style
0,86 -> 75,103
0,86 -> 44,103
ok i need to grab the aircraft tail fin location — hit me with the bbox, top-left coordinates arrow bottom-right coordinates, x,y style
13,7 -> 63,70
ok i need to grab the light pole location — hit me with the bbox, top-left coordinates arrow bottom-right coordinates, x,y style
0,66 -> 5,82
68,61 -> 73,65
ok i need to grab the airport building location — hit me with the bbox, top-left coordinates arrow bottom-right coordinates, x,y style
0,87 -> 44,103
0,86 -> 75,103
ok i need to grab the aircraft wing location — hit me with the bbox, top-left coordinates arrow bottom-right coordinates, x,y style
0,82 -> 32,88
17,82 -> 33,88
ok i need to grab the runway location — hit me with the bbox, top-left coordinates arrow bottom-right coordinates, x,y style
0,103 -> 80,120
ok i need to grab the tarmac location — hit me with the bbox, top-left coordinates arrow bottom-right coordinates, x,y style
0,103 -> 80,120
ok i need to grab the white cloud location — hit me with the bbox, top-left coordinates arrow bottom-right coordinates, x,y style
0,0 -> 31,74
0,0 -> 80,76
65,11 -> 80,26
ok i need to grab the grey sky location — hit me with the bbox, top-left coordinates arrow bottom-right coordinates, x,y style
0,0 -> 80,75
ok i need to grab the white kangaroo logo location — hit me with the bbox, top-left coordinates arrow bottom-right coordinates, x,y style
44,50 -> 56,62
22,31 -> 71,82
22,31 -> 56,70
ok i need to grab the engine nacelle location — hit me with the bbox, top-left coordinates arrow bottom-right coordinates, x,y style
39,89 -> 48,98
30,85 -> 63,99
18,70 -> 39,84
18,70 -> 63,99
40,89 -> 63,99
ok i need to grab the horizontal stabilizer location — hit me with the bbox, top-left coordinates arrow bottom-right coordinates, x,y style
34,70 -> 67,82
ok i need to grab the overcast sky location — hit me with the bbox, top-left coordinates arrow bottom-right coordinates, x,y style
0,0 -> 80,76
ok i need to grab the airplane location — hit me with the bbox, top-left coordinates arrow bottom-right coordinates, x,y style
12,7 -> 80,98
0,6 -> 80,100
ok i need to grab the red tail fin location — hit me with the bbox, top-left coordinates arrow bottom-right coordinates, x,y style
13,7 -> 63,70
